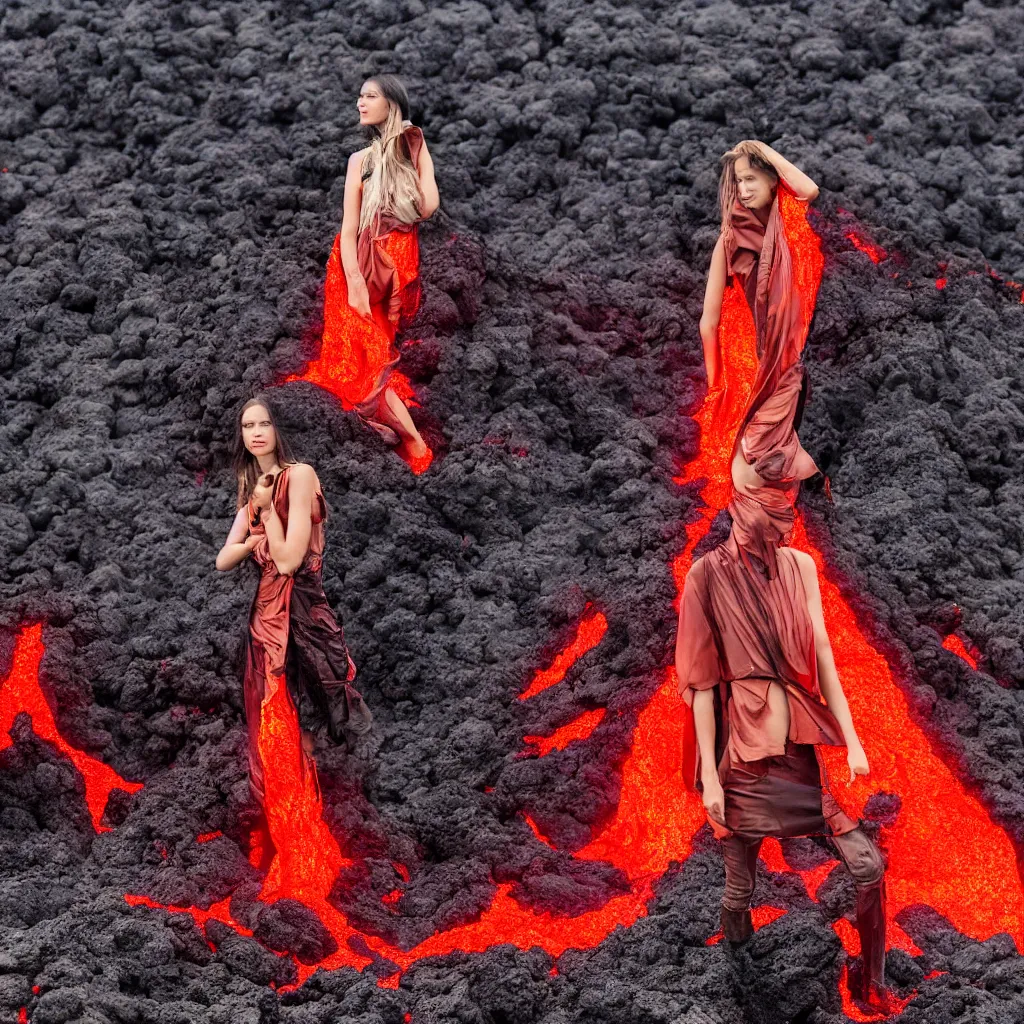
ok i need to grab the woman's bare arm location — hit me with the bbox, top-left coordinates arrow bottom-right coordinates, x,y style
261,464 -> 316,577
215,506 -> 258,571
341,149 -> 371,316
793,550 -> 870,781
700,236 -> 727,388
691,688 -> 726,823
751,141 -> 819,203
417,138 -> 439,219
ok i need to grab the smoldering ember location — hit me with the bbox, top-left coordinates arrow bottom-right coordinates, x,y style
1,2 -> 1023,1023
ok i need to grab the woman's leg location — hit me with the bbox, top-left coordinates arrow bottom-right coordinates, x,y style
378,388 -> 427,455
720,833 -> 763,943
832,827 -> 886,996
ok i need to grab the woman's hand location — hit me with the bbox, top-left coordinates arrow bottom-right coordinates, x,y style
252,475 -> 275,511
847,742 -> 870,783
701,771 -> 727,826
346,274 -> 372,318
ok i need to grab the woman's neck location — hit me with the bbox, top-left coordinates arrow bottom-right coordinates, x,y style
256,453 -> 281,474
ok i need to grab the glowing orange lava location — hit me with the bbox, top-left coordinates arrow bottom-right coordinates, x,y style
282,232 -> 433,473
845,229 -> 887,264
0,624 -> 141,832
524,708 -> 606,756
941,633 -> 977,670
518,607 -> 608,701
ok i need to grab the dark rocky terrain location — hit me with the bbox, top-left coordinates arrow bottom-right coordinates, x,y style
1,1 -> 1023,1021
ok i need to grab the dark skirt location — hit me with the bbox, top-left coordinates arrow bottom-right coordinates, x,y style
722,741 -> 856,838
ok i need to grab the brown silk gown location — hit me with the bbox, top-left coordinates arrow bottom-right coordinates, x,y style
243,467 -> 372,803
726,186 -> 819,491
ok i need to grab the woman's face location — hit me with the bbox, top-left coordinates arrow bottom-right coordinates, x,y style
734,155 -> 776,212
357,80 -> 391,128
241,405 -> 277,460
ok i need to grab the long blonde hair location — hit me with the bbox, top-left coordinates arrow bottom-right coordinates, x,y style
359,76 -> 422,234
718,141 -> 779,243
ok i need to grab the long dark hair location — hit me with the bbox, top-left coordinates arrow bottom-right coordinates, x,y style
231,393 -> 296,509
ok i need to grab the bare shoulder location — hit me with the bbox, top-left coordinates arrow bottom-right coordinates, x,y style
348,147 -> 370,172
785,547 -> 818,579
287,462 -> 319,488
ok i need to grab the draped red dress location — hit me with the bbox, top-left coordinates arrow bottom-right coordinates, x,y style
243,466 -> 372,803
285,125 -> 424,444
679,184 -> 854,839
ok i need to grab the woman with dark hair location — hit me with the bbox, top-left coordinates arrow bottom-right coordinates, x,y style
216,395 -> 372,805
286,74 -> 440,470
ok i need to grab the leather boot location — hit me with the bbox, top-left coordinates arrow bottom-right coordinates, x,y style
853,878 -> 886,997
721,907 -> 754,945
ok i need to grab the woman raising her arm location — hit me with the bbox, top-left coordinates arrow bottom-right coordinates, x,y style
217,395 -> 372,804
699,140 -> 818,391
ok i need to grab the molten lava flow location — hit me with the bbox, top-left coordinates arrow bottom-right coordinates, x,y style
796,517 -> 1023,955
124,895 -> 251,940
125,196 -> 1023,1006
845,229 -> 887,264
282,234 -> 433,473
941,633 -> 978,670
524,708 -> 606,756
0,624 -> 141,832
197,831 -> 222,843
518,607 -> 608,701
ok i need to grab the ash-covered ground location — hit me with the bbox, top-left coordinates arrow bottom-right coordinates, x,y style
1,1 -> 1023,1022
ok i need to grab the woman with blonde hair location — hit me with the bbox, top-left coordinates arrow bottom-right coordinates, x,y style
287,74 -> 440,469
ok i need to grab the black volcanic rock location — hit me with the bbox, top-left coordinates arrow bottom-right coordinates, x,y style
1,1 -> 1024,1023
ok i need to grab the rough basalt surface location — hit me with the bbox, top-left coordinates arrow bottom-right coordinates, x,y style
1,1 -> 1023,1022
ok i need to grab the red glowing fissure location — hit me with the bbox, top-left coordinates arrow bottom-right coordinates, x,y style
845,229 -> 887,265
0,624 -> 141,832
523,708 -> 606,757
518,607 -> 608,701
941,633 -> 978,670
4,199 -> 1020,1014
